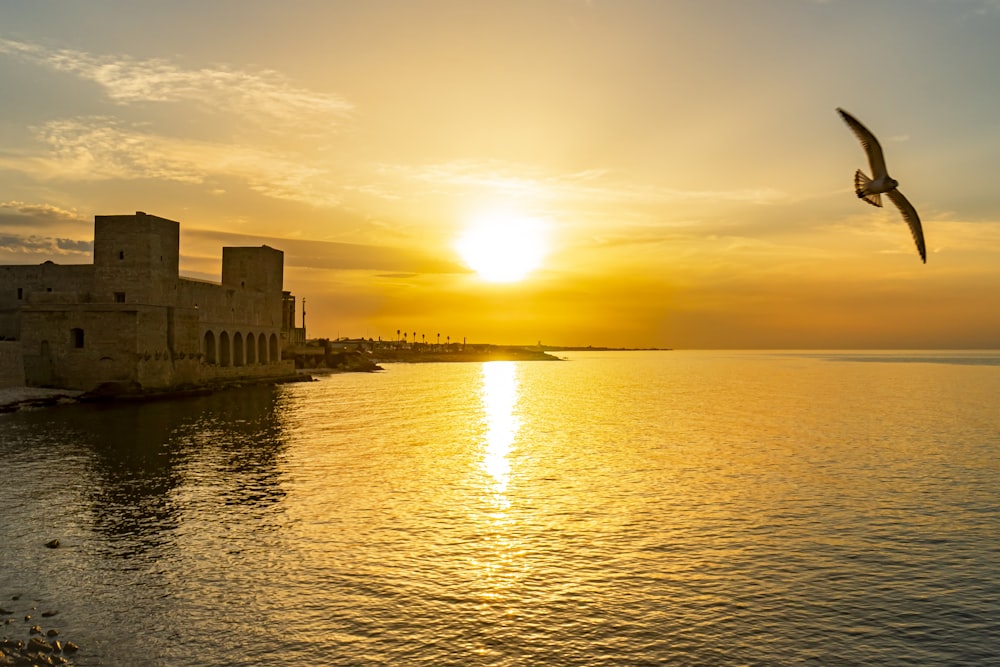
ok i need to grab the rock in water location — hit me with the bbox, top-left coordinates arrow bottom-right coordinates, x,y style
27,635 -> 52,652
44,539 -> 60,549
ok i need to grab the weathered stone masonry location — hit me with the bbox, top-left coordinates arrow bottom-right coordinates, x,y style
0,212 -> 298,391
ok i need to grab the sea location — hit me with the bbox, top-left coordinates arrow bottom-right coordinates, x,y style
1,350 -> 998,666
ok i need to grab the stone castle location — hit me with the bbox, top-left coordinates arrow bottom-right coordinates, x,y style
0,212 -> 302,392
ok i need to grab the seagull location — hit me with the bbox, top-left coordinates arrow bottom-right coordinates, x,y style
837,107 -> 926,263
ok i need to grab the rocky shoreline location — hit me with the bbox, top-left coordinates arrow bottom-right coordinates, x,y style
0,375 -> 311,414
0,388 -> 82,414
1,597 -> 79,666
0,348 -> 563,413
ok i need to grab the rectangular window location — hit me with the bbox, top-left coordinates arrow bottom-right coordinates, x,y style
119,250 -> 125,260
71,328 -> 84,348
114,292 -> 126,303
17,287 -> 22,300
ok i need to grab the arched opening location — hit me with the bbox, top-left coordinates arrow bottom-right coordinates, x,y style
233,332 -> 244,367
203,330 -> 217,364
246,333 -> 256,365
258,334 -> 268,364
219,331 -> 231,367
269,333 -> 279,362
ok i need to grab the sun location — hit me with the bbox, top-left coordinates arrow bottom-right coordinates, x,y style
455,212 -> 548,283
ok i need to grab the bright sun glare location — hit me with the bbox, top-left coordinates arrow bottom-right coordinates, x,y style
455,212 -> 548,283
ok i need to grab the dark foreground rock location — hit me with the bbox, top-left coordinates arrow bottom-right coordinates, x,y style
1,598 -> 78,666
286,347 -> 384,372
0,389 -> 81,414
77,373 -> 312,403
1,373 -> 313,412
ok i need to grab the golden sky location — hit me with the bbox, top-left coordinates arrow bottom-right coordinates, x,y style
2,1 -> 1000,348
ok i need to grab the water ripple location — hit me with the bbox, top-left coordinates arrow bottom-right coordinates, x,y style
0,353 -> 998,665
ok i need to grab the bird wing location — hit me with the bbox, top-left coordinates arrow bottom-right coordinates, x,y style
837,108 -> 889,180
886,188 -> 926,263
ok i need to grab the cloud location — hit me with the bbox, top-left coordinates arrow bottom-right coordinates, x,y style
0,38 -> 352,130
389,159 -> 789,207
55,238 -> 94,252
15,118 -> 341,206
0,203 -> 93,260
0,233 -> 92,258
185,228 -> 467,275
0,38 -> 360,207
0,200 -> 87,226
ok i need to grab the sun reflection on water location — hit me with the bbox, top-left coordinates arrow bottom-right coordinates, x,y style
480,362 -> 520,498
474,362 -> 523,608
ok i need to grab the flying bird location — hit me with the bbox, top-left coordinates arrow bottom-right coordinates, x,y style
837,107 -> 926,263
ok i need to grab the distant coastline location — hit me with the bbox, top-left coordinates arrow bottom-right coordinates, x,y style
539,345 -> 671,352
371,346 -> 560,364
289,339 -> 670,368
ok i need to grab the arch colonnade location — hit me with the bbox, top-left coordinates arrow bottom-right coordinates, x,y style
202,330 -> 280,367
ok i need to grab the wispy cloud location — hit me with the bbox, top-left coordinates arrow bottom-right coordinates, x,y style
0,38 -> 358,207
186,228 -> 466,274
0,38 -> 352,129
13,118 -> 342,207
389,159 -> 789,207
0,200 -> 86,225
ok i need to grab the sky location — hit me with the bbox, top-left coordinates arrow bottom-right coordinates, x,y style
2,0 -> 999,348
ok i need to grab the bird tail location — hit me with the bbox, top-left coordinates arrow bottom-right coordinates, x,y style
854,170 -> 882,207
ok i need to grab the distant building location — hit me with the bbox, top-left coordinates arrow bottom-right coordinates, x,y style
0,211 -> 298,391
281,290 -> 307,346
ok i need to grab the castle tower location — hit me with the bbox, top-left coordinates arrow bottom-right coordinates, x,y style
221,245 -> 285,329
93,211 -> 180,305
222,245 -> 284,293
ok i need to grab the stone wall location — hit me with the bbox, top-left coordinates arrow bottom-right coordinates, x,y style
0,341 -> 25,388
179,279 -> 277,330
21,305 -> 138,389
0,264 -> 94,339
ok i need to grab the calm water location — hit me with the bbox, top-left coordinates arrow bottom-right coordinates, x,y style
1,351 -> 998,666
